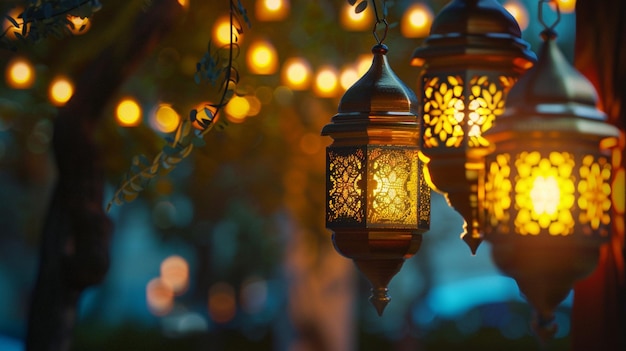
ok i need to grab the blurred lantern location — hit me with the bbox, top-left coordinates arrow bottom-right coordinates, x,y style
400,3 -> 434,38
410,0 -> 536,254
255,0 -> 289,21
246,39 -> 278,75
483,0 -> 620,339
322,43 -> 430,316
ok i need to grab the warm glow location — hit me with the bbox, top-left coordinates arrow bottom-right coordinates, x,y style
551,0 -> 576,13
256,0 -> 289,21
49,77 -> 74,106
160,255 -> 189,295
340,2 -> 372,31
282,57 -> 312,90
67,15 -> 91,35
3,8 -> 26,40
146,277 -> 174,316
340,66 -> 359,91
208,282 -> 236,323
213,16 -> 240,46
6,57 -> 35,89
314,66 -> 339,98
192,103 -> 218,130
225,95 -> 250,123
530,176 -> 560,216
116,98 -> 142,127
401,4 -> 434,38
356,54 -> 371,77
503,1 -> 529,31
152,104 -> 181,133
247,40 -> 278,75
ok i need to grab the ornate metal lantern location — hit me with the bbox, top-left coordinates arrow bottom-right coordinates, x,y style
483,2 -> 620,338
322,44 -> 430,316
410,0 -> 536,253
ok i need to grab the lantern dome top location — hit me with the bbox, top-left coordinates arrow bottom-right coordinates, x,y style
430,0 -> 521,37
411,0 -> 536,71
337,44 -> 418,115
322,44 -> 420,144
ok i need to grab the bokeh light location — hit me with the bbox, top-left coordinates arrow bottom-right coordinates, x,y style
551,0 -> 576,13
246,39 -> 278,75
213,16 -> 241,47
151,104 -> 180,133
281,57 -> 312,90
49,76 -> 74,106
146,277 -> 174,316
356,54 -> 371,77
208,282 -> 236,323
240,276 -> 268,314
503,0 -> 529,31
339,65 -> 359,91
225,95 -> 250,123
340,2 -> 372,31
115,97 -> 142,127
160,255 -> 189,295
314,66 -> 339,98
401,3 -> 434,38
255,0 -> 289,21
5,57 -> 35,89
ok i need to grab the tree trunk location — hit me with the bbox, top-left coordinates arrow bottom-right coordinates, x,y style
25,1 -> 182,350
572,1 -> 626,350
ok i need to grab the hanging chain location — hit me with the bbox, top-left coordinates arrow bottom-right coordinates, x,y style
538,0 -> 561,34
371,0 -> 388,45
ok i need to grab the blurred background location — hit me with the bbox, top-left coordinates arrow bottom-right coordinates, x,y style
0,0 -> 579,350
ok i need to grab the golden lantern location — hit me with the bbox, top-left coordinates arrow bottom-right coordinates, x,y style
322,44 -> 430,316
410,0 -> 536,254
483,3 -> 620,338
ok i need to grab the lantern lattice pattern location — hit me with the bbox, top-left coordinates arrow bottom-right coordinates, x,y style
411,0 -> 536,254
322,44 -> 430,316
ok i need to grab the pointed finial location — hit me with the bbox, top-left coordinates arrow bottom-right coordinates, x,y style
531,312 -> 558,346
370,287 -> 391,316
462,227 -> 483,255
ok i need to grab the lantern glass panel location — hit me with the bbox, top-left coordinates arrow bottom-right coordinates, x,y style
327,147 -> 366,224
485,151 -> 612,237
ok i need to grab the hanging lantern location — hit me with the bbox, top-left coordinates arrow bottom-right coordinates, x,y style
410,0 -> 536,254
322,44 -> 431,316
483,1 -> 620,339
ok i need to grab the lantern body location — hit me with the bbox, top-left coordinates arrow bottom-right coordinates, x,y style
411,0 -> 535,253
322,45 -> 430,315
484,32 -> 620,336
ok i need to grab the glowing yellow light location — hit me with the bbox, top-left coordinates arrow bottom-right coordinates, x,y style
67,15 -> 91,35
192,103 -> 217,130
245,95 -> 262,116
225,95 -> 250,123
115,98 -> 142,127
247,40 -> 278,75
503,1 -> 529,31
6,58 -> 35,89
314,66 -> 339,98
256,0 -> 289,21
160,255 -> 189,295
613,168 -> 625,214
401,4 -> 433,38
340,66 -> 359,91
530,176 -> 560,216
340,2 -> 372,31
208,282 -> 236,323
49,77 -> 74,106
282,57 -> 311,90
177,0 -> 188,8
213,16 -> 240,46
152,104 -> 180,133
146,277 -> 174,316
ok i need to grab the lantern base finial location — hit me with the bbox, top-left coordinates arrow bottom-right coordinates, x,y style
370,287 -> 391,316
461,228 -> 483,256
531,312 -> 558,345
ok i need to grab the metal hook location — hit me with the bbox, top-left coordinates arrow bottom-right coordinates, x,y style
538,0 -> 561,32
373,18 -> 388,45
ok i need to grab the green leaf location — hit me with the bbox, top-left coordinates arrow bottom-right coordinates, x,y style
347,0 -> 357,5
355,1 -> 368,13
5,16 -> 19,28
